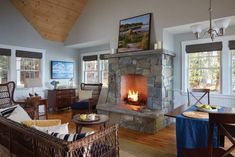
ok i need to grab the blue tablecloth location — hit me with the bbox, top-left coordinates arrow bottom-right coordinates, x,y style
176,105 -> 221,157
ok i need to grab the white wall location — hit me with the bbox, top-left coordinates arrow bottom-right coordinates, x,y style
0,0 -> 80,100
65,0 -> 235,108
66,0 -> 235,49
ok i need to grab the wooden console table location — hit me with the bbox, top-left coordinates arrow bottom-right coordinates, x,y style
48,88 -> 76,112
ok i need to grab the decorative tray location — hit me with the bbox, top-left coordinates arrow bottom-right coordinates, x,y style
76,115 -> 100,122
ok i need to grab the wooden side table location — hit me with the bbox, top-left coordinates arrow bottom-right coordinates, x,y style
17,97 -> 48,119
72,114 -> 109,133
37,98 -> 48,119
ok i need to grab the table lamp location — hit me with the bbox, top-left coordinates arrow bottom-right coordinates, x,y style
25,78 -> 42,97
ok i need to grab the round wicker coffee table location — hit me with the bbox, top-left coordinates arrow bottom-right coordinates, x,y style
73,114 -> 109,133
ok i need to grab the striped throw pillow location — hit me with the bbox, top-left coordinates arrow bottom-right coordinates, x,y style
50,131 -> 94,142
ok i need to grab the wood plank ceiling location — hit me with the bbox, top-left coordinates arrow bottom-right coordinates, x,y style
10,0 -> 87,42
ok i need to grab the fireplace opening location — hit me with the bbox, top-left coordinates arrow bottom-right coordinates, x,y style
121,74 -> 147,106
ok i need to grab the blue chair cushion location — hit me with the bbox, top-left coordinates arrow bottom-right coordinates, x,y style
71,100 -> 89,110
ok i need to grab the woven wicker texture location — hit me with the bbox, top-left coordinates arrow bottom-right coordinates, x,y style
0,82 -> 14,108
0,115 -> 119,157
0,81 -> 36,119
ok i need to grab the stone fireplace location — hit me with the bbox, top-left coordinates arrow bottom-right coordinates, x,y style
97,49 -> 175,133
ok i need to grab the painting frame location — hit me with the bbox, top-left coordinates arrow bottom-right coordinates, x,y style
117,13 -> 151,53
51,61 -> 74,79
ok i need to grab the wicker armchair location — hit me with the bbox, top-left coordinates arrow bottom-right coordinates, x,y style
71,83 -> 103,118
0,81 -> 35,119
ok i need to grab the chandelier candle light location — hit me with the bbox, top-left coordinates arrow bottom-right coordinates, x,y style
191,0 -> 230,41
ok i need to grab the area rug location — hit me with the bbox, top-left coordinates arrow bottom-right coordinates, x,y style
119,138 -> 176,157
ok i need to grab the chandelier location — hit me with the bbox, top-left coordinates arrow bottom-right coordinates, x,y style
191,0 -> 230,41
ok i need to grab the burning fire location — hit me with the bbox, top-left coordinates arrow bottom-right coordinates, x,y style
128,90 -> 139,102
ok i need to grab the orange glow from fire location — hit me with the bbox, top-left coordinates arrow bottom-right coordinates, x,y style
128,90 -> 139,102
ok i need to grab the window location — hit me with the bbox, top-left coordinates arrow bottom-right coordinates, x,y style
84,60 -> 98,83
229,40 -> 235,93
0,48 -> 11,84
16,50 -> 42,87
100,59 -> 109,87
185,42 -> 222,92
188,51 -> 221,91
232,51 -> 235,92
0,55 -> 9,83
183,38 -> 235,96
82,53 -> 109,85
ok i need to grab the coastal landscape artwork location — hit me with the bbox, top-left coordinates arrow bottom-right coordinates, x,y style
118,13 -> 151,53
51,61 -> 74,79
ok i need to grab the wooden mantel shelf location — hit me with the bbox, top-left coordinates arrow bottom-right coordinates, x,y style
105,49 -> 176,59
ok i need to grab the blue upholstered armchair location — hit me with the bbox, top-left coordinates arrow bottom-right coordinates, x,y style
71,83 -> 102,118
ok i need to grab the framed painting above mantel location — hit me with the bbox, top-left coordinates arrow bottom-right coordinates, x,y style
117,13 -> 151,53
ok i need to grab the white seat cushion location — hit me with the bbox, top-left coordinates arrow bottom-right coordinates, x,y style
79,89 -> 93,100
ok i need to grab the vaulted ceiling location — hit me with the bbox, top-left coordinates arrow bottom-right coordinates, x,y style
10,0 -> 87,42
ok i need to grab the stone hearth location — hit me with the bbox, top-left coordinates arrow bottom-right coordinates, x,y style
97,49 -> 175,133
97,104 -> 166,133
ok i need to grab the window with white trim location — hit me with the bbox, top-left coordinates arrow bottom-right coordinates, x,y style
185,42 -> 222,92
16,50 -> 42,87
84,60 -> 98,84
0,48 -> 11,84
188,51 -> 221,91
82,53 -> 109,86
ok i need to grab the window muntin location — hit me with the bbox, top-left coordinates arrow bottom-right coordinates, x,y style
232,51 -> 235,92
0,56 -> 9,83
188,51 -> 220,92
16,57 -> 41,87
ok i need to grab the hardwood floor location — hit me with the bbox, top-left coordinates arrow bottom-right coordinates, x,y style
47,110 -> 177,156
119,125 -> 176,155
46,110 -> 234,156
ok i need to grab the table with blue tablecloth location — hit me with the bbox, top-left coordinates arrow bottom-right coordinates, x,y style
176,105 -> 221,157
